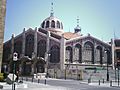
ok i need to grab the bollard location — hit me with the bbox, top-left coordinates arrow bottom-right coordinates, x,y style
88,79 -> 89,83
99,80 -> 100,85
103,79 -> 104,83
38,79 -> 40,83
32,78 -> 33,82
22,77 -> 23,81
88,78 -> 91,83
110,80 -> 112,87
14,83 -> 15,90
45,79 -> 46,85
26,77 -> 28,81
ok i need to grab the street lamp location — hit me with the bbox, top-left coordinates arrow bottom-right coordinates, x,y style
105,50 -> 109,81
117,60 -> 120,86
12,52 -> 18,90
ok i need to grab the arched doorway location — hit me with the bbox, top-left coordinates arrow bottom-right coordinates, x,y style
20,57 -> 32,76
22,61 -> 32,75
35,60 -> 45,73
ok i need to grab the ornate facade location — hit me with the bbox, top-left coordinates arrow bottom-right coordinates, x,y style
2,7 -> 112,79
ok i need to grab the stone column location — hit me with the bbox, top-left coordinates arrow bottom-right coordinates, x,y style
31,64 -> 34,75
92,43 -> 95,64
81,41 -> 84,63
111,39 -> 115,69
60,34 -> 66,70
46,31 -> 50,53
0,0 -> 6,72
94,44 -> 97,64
22,28 -> 25,57
72,45 -> 75,63
102,47 -> 105,64
34,27 -> 37,57
45,31 -> 50,73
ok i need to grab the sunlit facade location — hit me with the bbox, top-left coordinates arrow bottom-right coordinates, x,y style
2,9 -> 112,79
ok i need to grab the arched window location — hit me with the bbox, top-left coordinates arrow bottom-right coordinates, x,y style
50,45 -> 60,63
41,21 -> 45,28
96,46 -> 102,64
66,46 -> 73,63
83,41 -> 94,64
37,40 -> 46,58
25,34 -> 34,58
46,21 -> 49,28
51,20 -> 55,28
57,21 -> 60,28
74,44 -> 82,63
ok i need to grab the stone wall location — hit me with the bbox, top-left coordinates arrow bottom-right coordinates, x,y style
0,0 -> 6,72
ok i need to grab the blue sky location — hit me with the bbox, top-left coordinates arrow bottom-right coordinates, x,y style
4,0 -> 120,42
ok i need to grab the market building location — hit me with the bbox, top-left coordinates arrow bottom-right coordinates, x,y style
2,4 -> 112,80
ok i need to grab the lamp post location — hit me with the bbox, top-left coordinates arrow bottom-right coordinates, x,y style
64,64 -> 67,80
12,52 -> 18,90
117,60 -> 120,86
118,67 -> 119,86
106,60 -> 109,81
105,50 -> 109,81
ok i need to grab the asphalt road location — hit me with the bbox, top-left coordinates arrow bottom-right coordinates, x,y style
21,77 -> 120,90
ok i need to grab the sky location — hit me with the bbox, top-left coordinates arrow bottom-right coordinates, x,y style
4,0 -> 120,42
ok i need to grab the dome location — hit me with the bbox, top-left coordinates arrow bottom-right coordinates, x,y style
41,15 -> 64,33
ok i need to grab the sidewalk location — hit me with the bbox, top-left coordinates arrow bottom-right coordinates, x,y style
1,78 -> 120,90
80,80 -> 120,88
0,81 -> 70,90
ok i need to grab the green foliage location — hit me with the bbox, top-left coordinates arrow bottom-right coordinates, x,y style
0,73 -> 4,82
3,73 -> 8,79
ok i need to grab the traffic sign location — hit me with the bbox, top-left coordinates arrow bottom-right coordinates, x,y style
13,52 -> 18,61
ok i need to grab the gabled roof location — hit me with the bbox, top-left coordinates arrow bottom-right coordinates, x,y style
66,34 -> 110,47
4,28 -> 35,45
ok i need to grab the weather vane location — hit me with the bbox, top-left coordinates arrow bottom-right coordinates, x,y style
50,2 -> 54,16
77,16 -> 80,26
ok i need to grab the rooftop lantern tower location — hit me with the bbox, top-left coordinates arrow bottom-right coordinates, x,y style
74,16 -> 81,35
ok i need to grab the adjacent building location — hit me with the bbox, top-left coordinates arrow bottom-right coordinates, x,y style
0,0 -> 6,72
111,39 -> 120,69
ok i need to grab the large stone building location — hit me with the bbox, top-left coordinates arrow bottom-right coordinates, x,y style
2,5 -> 112,79
0,0 -> 6,72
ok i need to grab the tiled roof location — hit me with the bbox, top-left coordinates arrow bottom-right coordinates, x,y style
63,32 -> 80,39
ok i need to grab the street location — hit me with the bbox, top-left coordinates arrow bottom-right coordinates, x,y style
18,77 -> 120,90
